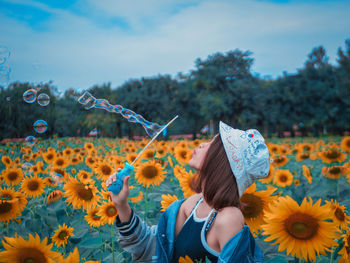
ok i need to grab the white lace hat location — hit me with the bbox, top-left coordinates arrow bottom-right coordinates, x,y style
219,121 -> 269,197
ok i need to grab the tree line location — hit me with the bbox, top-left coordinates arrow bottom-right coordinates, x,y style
1,40 -> 349,140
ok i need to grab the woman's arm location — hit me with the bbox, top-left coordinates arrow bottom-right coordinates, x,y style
106,172 -> 157,262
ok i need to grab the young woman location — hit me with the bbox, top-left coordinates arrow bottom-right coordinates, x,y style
106,121 -> 269,262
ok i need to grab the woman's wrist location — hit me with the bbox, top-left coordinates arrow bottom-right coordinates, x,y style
116,202 -> 132,222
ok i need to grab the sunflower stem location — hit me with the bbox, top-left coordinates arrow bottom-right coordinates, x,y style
111,224 -> 115,263
330,250 -> 334,263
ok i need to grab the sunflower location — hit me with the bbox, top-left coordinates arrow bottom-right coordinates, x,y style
85,155 -> 98,168
319,148 -> 347,164
0,188 -> 22,223
189,139 -> 202,148
294,179 -> 300,186
63,147 -> 74,157
129,191 -> 144,203
42,151 -> 56,164
49,166 -> 67,180
97,202 -> 118,225
341,136 -> 350,153
296,152 -> 311,162
47,190 -> 63,205
21,175 -> 46,198
1,155 -> 13,167
161,194 -> 178,212
63,176 -> 101,211
155,145 -> 168,158
52,156 -> 70,169
174,146 -> 192,165
338,230 -> 350,263
302,165 -> 313,184
273,169 -> 293,187
85,207 -> 103,228
77,170 -> 92,182
94,162 -> 114,181
141,148 -> 156,160
70,155 -> 82,166
267,143 -> 280,155
296,143 -> 314,153
2,167 -> 24,186
178,170 -> 198,198
262,196 -> 339,262
126,153 -> 138,165
321,166 -> 347,179
84,142 -> 95,152
324,199 -> 350,230
179,255 -> 194,263
259,165 -> 275,184
0,233 -> 62,262
270,155 -> 289,167
51,223 -> 75,248
135,160 -> 166,188
240,184 -> 278,234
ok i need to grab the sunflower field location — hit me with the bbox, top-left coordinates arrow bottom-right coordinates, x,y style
0,135 -> 350,263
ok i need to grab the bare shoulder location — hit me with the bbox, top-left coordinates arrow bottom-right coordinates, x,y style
215,206 -> 245,234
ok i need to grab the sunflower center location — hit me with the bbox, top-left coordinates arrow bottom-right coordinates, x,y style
28,180 -> 39,191
300,153 -> 309,159
19,248 -> 46,263
142,166 -> 158,179
107,206 -> 117,216
303,145 -> 311,151
92,212 -> 101,221
47,154 -> 54,160
101,165 -> 112,175
273,156 -> 284,163
346,140 -> 350,147
8,172 -> 18,181
75,184 -> 93,201
329,167 -> 340,174
325,149 -> 340,159
56,159 -> 64,166
146,152 -> 154,158
0,201 -> 12,214
58,230 -> 68,240
4,157 -> 11,164
180,150 -> 187,159
285,212 -> 319,240
240,194 -> 264,219
334,207 -> 345,221
279,175 -> 287,182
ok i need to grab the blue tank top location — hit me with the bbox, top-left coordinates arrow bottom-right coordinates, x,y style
171,197 -> 219,263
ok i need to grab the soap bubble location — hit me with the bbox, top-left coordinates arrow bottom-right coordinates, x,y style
0,46 -> 10,65
22,162 -> 33,175
0,64 -> 10,86
25,135 -> 36,146
6,97 -> 10,102
33,120 -> 48,134
23,89 -> 37,103
37,93 -> 50,106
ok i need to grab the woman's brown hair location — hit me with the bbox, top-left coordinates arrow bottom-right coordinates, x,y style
193,135 -> 241,210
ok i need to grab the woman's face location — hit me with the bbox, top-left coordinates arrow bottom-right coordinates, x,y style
188,138 -> 215,170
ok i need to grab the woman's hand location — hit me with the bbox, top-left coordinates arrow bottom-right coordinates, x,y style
105,168 -> 130,207
105,168 -> 132,222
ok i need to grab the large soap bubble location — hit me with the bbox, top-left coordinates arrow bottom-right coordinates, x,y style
37,93 -> 50,106
23,89 -> 37,103
33,120 -> 48,134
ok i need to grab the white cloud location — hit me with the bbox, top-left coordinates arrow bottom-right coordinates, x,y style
1,0 -> 350,90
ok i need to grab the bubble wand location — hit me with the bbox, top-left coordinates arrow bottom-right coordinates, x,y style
107,115 -> 179,195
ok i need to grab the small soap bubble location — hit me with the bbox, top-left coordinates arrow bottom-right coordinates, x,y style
37,93 -> 50,106
6,97 -> 10,102
33,120 -> 48,134
0,46 -> 10,65
0,64 -> 11,86
22,162 -> 33,175
25,135 -> 36,146
23,89 -> 37,103
270,158 -> 274,163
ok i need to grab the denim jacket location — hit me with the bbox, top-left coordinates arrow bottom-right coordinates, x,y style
116,199 -> 264,263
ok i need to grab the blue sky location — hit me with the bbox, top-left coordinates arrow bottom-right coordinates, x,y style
1,0 -> 349,91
